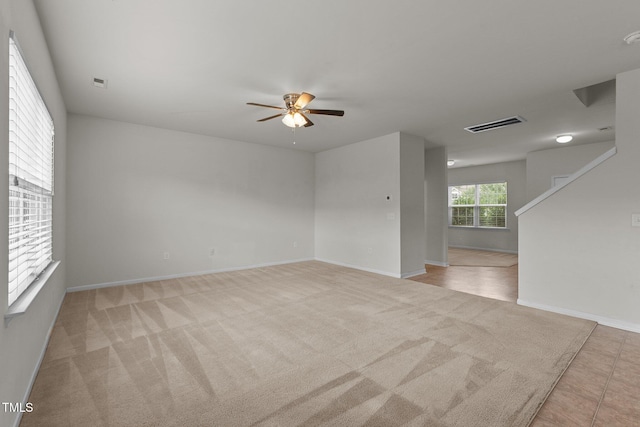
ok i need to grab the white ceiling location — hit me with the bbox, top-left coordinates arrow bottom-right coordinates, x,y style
33,1 -> 640,167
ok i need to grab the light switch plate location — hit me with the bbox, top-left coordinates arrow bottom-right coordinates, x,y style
632,213 -> 640,227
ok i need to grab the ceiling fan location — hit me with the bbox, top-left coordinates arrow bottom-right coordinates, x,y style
247,92 -> 344,128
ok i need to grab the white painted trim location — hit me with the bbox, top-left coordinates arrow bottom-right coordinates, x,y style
12,291 -> 66,427
517,299 -> 640,333
314,258 -> 401,278
401,268 -> 426,278
448,245 -> 518,255
515,146 -> 617,216
66,258 -> 316,292
448,226 -> 511,231
425,259 -> 449,267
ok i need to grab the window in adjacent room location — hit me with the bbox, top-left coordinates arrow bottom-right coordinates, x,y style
8,33 -> 55,306
448,182 -> 507,228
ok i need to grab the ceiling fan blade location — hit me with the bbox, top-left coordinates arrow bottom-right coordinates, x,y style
300,113 -> 314,127
247,102 -> 284,110
307,109 -> 345,117
294,92 -> 315,109
257,113 -> 283,122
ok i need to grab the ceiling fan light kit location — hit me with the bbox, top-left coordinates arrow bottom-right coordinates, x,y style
247,92 -> 344,129
282,111 -> 308,128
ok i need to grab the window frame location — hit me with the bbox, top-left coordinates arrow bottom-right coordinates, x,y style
448,181 -> 508,229
6,31 -> 57,315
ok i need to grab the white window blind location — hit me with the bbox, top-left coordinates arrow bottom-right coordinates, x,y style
8,34 -> 55,306
448,182 -> 507,228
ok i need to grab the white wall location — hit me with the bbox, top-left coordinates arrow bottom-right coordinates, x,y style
518,68 -> 640,332
315,133 -> 402,276
425,146 -> 448,266
399,133 -> 426,277
315,132 -> 426,277
66,114 -> 315,288
0,2 -> 67,427
526,140 -> 615,201
447,160 -> 526,253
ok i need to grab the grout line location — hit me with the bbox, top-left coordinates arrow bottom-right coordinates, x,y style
590,332 -> 627,427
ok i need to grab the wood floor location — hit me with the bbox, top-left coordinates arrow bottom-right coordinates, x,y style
411,264 -> 518,303
412,259 -> 640,426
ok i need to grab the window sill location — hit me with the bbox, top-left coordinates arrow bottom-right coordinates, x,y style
449,226 -> 511,231
5,260 -> 60,320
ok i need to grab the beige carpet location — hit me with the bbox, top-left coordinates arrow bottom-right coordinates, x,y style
448,248 -> 518,267
22,261 -> 593,427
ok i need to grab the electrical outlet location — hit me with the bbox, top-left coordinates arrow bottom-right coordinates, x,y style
293,241 -> 298,248
163,252 -> 170,260
209,248 -> 216,256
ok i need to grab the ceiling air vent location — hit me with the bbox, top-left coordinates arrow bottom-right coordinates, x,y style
92,77 -> 107,88
464,115 -> 526,133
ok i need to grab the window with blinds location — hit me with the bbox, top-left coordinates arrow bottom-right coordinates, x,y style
448,182 -> 507,229
8,33 -> 55,306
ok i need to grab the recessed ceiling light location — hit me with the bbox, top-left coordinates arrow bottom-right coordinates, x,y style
447,160 -> 455,167
624,30 -> 640,45
556,134 -> 573,144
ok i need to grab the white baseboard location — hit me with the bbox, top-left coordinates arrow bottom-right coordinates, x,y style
68,258 -> 432,293
425,259 -> 449,267
314,258 -> 401,278
449,245 -> 518,255
517,299 -> 640,333
13,291 -> 66,427
401,268 -> 426,279
316,260 -> 424,280
67,258 -> 316,293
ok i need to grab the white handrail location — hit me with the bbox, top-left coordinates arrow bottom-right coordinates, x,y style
515,146 -> 617,217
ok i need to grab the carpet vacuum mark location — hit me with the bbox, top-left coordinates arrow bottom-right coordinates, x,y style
22,261 -> 594,426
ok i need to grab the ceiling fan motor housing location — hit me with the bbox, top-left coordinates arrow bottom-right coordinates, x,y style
283,93 -> 300,110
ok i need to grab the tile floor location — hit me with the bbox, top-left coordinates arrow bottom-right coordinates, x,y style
412,260 -> 640,426
533,325 -> 640,426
